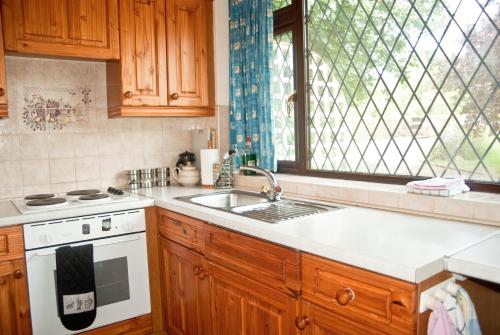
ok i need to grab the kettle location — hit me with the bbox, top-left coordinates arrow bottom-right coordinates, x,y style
171,162 -> 200,186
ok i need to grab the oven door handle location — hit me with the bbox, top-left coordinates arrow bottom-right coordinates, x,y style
28,234 -> 142,258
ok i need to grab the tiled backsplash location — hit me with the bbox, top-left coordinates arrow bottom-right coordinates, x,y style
0,55 -> 223,199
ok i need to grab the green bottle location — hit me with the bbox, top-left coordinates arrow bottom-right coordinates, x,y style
241,136 -> 257,175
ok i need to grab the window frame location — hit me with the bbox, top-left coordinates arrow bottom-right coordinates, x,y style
272,0 -> 499,193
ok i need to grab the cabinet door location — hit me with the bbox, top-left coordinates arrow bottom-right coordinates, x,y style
166,0 -> 212,107
160,238 -> 211,335
0,260 -> 31,335
119,0 -> 168,107
0,14 -> 7,117
1,0 -> 119,59
209,261 -> 298,335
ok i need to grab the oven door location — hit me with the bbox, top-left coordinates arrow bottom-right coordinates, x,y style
25,232 -> 151,335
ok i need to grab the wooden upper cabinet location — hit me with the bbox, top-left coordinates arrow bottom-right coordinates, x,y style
166,0 -> 212,107
0,14 -> 8,117
1,0 -> 120,59
118,0 -> 168,107
109,0 -> 215,117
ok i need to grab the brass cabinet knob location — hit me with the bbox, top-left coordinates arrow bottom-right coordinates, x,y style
0,88 -> 5,97
14,270 -> 23,279
170,92 -> 179,100
335,287 -> 355,305
124,91 -> 133,99
294,315 -> 310,330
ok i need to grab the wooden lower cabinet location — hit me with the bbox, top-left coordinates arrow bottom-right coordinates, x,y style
208,261 -> 298,335
160,237 -> 211,335
0,259 -> 31,335
155,209 -> 422,335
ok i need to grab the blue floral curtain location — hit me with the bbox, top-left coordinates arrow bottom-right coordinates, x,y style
229,0 -> 276,171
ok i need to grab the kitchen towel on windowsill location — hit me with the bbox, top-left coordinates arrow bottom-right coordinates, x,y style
55,244 -> 97,331
406,177 -> 470,196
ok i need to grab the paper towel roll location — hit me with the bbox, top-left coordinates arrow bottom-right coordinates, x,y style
200,149 -> 219,186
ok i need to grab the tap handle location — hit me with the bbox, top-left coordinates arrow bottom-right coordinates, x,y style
274,185 -> 283,194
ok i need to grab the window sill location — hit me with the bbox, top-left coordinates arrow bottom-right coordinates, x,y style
234,174 -> 500,227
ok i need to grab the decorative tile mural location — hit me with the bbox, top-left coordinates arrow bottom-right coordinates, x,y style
22,86 -> 92,131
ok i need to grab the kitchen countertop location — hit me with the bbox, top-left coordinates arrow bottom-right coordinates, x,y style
0,185 -> 498,284
0,194 -> 154,226
445,233 -> 500,284
136,186 -> 500,284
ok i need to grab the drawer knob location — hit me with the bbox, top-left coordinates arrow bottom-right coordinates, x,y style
14,270 -> 24,279
124,91 -> 133,99
336,288 -> 355,305
294,315 -> 310,330
170,92 -> 179,100
0,88 -> 5,97
193,265 -> 201,275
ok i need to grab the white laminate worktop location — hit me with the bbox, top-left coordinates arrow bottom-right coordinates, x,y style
446,233 -> 500,284
135,186 -> 500,284
0,185 -> 498,284
0,195 -> 154,226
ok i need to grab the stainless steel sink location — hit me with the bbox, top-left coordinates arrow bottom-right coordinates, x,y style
179,190 -> 269,208
175,190 -> 342,223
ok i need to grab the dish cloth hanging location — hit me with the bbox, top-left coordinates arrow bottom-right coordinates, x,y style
428,299 -> 457,335
456,287 -> 482,335
55,244 -> 97,331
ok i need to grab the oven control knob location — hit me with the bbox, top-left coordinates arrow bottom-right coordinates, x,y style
38,233 -> 53,245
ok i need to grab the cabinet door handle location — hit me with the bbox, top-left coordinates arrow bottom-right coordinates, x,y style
294,315 -> 310,330
335,287 -> 355,305
14,270 -> 24,279
193,265 -> 201,275
170,92 -> 179,100
0,88 -> 5,97
170,219 -> 182,226
124,91 -> 133,99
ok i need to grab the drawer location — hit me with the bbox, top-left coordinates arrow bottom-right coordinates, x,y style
0,225 -> 24,262
302,253 -> 417,334
157,209 -> 205,252
299,300 -> 388,335
204,224 -> 300,296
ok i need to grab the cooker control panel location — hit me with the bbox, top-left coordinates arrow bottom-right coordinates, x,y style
23,209 -> 146,250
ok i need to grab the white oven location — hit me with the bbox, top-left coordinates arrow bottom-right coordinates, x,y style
24,209 -> 151,335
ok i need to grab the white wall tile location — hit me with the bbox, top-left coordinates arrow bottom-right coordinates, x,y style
75,157 -> 100,181
50,158 -> 76,183
1,55 -> 217,196
0,135 -> 21,161
21,134 -> 48,159
0,161 -> 22,187
48,134 -> 74,158
22,160 -> 49,185
73,133 -> 101,157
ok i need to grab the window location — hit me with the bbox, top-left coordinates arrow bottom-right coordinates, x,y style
272,0 -> 500,191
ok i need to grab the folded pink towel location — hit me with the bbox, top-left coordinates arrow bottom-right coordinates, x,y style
409,177 -> 465,190
428,300 -> 457,335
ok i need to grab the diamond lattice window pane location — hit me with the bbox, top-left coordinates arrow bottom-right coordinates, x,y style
273,0 -> 292,10
306,0 -> 500,183
272,30 -> 296,161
